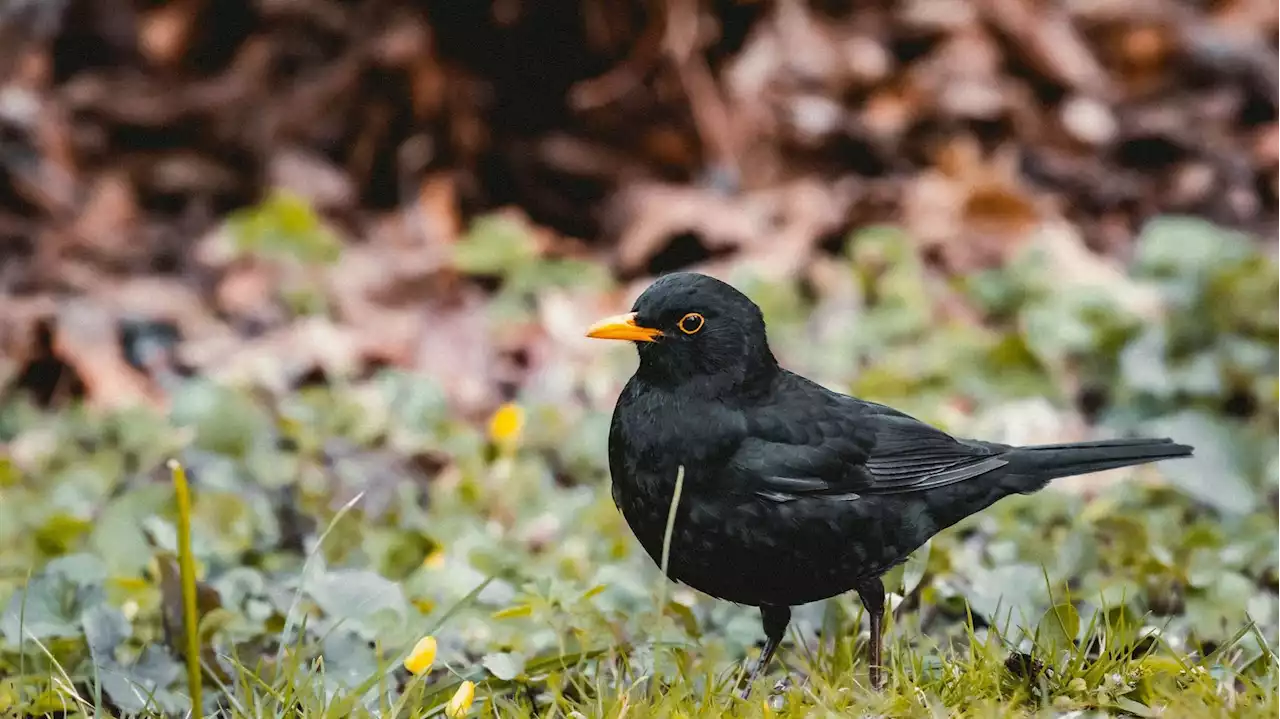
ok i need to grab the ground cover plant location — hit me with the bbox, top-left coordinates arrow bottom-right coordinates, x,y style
0,2 -> 1276,715
0,207 -> 1275,718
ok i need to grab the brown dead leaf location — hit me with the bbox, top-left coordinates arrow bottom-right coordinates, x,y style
139,0 -> 205,68
1059,95 -> 1119,148
215,261 -> 285,328
327,219 -> 451,313
860,81 -> 922,144
841,35 -> 893,87
32,92 -> 76,186
1090,20 -> 1178,95
268,147 -> 355,211
198,316 -> 366,394
898,0 -> 978,33
192,223 -> 238,269
413,172 -> 461,247
321,213 -> 462,371
1254,123 -> 1278,169
69,171 -> 138,262
0,295 -> 55,390
154,553 -> 224,670
2,90 -> 78,218
610,178 -> 854,278
409,289 -> 502,418
782,94 -> 847,148
1167,162 -> 1218,209
532,134 -> 651,183
526,285 -> 651,408
904,137 -> 1048,271
723,13 -> 783,110
7,276 -> 227,407
1030,222 -> 1164,319
373,11 -> 432,69
1120,25 -> 1172,70
103,275 -> 221,337
13,48 -> 51,88
145,152 -> 240,197
981,0 -> 1111,95
53,298 -> 161,410
922,28 -> 1006,121
772,1 -> 843,88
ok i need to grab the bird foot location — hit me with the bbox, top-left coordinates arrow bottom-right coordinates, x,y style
868,666 -> 884,691
765,680 -> 791,712
737,673 -> 793,701
737,675 -> 757,700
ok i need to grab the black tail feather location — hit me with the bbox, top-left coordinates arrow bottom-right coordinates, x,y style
1004,437 -> 1193,491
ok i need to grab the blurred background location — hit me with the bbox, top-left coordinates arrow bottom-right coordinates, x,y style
0,0 -> 1276,716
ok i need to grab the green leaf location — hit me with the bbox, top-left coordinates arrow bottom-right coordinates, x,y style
376,369 -> 450,439
1154,411 -> 1257,516
305,569 -> 409,642
1132,216 -> 1253,280
481,651 -> 526,681
81,603 -> 130,657
1108,697 -> 1157,717
903,540 -> 931,597
322,629 -> 380,689
1036,602 -> 1080,655
91,485 -> 171,577
169,379 -> 273,458
663,601 -> 700,638
1021,295 -> 1096,365
228,190 -> 342,264
96,645 -> 188,715
453,215 -> 537,276
0,455 -> 21,488
1,553 -> 108,644
965,563 -> 1048,631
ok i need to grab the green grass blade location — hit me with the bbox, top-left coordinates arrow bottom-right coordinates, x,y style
168,458 -> 203,716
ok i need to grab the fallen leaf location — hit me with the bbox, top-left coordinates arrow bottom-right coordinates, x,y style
53,298 -> 160,410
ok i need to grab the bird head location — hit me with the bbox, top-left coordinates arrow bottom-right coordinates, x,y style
585,272 -> 777,388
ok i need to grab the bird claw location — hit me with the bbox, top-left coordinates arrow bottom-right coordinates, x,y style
738,673 -> 793,701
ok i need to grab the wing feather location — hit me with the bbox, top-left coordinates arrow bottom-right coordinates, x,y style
730,373 -> 1009,502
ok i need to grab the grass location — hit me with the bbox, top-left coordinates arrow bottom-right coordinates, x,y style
168,460 -> 202,714
0,215 -> 1276,717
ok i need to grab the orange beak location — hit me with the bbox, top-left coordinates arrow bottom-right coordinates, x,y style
585,312 -> 661,343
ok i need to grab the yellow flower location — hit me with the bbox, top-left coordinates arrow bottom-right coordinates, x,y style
403,635 -> 437,676
446,680 -> 476,718
424,546 -> 446,569
487,402 -> 524,449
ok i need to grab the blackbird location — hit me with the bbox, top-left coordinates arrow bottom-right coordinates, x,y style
586,271 -> 1193,697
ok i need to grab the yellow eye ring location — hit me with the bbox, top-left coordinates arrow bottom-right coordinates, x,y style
679,312 -> 705,335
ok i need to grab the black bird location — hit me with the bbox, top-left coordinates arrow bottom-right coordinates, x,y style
586,271 -> 1193,697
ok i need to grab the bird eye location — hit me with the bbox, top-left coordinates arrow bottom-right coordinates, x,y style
678,312 -> 705,335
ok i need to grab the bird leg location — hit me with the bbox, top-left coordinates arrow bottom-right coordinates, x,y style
739,604 -> 790,699
854,578 -> 887,690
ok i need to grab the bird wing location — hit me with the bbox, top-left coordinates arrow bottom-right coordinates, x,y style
855,411 -> 1009,494
730,373 -> 1008,502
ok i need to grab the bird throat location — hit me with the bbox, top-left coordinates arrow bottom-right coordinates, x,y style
635,342 -> 778,399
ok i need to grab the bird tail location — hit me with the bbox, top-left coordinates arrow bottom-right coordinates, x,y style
1003,437 -> 1193,493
